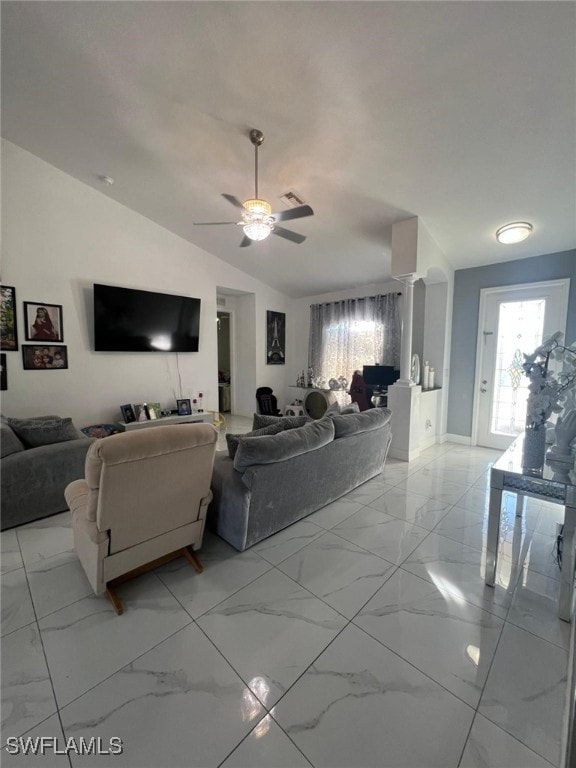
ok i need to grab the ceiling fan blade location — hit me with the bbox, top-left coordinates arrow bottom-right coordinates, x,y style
222,193 -> 245,209
193,221 -> 237,226
271,204 -> 314,223
272,225 -> 306,244
239,235 -> 252,247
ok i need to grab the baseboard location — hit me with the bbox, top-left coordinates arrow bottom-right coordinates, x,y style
419,433 -> 438,451
444,433 -> 473,446
388,446 -> 421,462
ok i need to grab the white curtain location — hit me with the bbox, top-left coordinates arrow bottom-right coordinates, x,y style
308,293 -> 401,386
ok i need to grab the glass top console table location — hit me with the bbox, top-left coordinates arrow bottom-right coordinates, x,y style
485,432 -> 576,621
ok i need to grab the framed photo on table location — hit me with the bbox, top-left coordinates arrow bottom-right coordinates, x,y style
120,404 -> 136,423
134,404 -> 149,422
147,402 -> 161,420
0,285 -> 18,351
177,398 -> 192,416
24,302 -> 63,342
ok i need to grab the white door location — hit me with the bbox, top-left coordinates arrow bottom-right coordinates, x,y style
474,279 -> 570,450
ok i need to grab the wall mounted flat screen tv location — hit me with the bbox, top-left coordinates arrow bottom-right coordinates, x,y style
94,284 -> 201,352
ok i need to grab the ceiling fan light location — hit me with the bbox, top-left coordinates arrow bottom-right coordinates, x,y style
495,221 -> 533,244
243,198 -> 272,216
243,221 -> 273,241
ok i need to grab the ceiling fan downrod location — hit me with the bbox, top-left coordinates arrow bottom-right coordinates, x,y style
250,129 -> 264,199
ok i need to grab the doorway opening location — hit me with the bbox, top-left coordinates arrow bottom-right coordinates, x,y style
217,311 -> 232,413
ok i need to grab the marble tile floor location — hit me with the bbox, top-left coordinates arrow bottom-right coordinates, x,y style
1,425 -> 571,768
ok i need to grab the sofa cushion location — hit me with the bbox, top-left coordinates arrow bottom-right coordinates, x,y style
8,416 -> 80,448
226,422 -> 285,459
235,416 -> 335,471
252,413 -> 311,431
330,407 -> 391,438
0,418 -> 25,458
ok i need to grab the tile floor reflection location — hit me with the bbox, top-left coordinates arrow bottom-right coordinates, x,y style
1,422 -> 570,767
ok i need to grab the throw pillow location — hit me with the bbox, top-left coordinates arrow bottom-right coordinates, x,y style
340,402 -> 360,414
234,416 -> 335,472
252,413 -> 310,431
330,407 -> 391,439
225,422 -> 285,459
8,416 -> 80,448
80,424 -> 121,439
0,418 -> 25,458
325,402 -> 341,415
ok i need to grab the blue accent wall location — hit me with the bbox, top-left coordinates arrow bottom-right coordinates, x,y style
447,249 -> 576,438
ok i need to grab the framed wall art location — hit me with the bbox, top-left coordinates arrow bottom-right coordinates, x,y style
0,285 -> 18,351
266,310 -> 285,365
22,345 -> 68,370
24,302 -> 63,342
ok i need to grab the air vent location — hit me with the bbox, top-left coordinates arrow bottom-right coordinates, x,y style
217,296 -> 226,307
278,190 -> 306,208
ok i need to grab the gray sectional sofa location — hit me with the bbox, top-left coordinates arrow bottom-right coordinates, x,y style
208,408 -> 392,551
1,416 -> 95,530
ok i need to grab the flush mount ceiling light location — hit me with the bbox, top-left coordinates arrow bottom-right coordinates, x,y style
495,221 -> 533,244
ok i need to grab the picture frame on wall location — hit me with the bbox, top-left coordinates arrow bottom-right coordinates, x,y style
1,354 -> 7,390
120,404 -> 136,423
266,310 -> 285,365
24,302 -> 63,342
177,398 -> 192,416
0,285 -> 18,351
22,345 -> 68,370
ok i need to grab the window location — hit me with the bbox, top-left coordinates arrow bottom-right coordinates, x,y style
308,293 -> 400,386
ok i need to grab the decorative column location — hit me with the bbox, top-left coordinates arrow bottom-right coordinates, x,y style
395,273 -> 418,386
387,272 -> 421,461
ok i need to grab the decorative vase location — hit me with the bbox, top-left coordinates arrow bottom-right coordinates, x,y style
522,426 -> 547,471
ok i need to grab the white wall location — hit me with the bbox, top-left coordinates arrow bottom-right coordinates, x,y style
1,140 -> 291,425
232,293 -> 257,416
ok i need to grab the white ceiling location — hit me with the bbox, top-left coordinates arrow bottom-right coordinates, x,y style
2,1 -> 575,298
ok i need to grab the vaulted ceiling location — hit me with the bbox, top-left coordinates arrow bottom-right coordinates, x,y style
2,1 -> 575,297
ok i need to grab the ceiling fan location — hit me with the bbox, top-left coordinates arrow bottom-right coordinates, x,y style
193,129 -> 314,247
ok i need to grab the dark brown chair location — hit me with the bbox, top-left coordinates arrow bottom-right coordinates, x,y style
255,387 -> 281,415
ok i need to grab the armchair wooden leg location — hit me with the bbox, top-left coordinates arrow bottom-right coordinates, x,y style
105,548 -> 203,615
183,547 -> 203,573
106,586 -> 124,615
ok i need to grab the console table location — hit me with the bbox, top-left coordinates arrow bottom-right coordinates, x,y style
485,433 -> 576,621
117,413 -> 213,432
